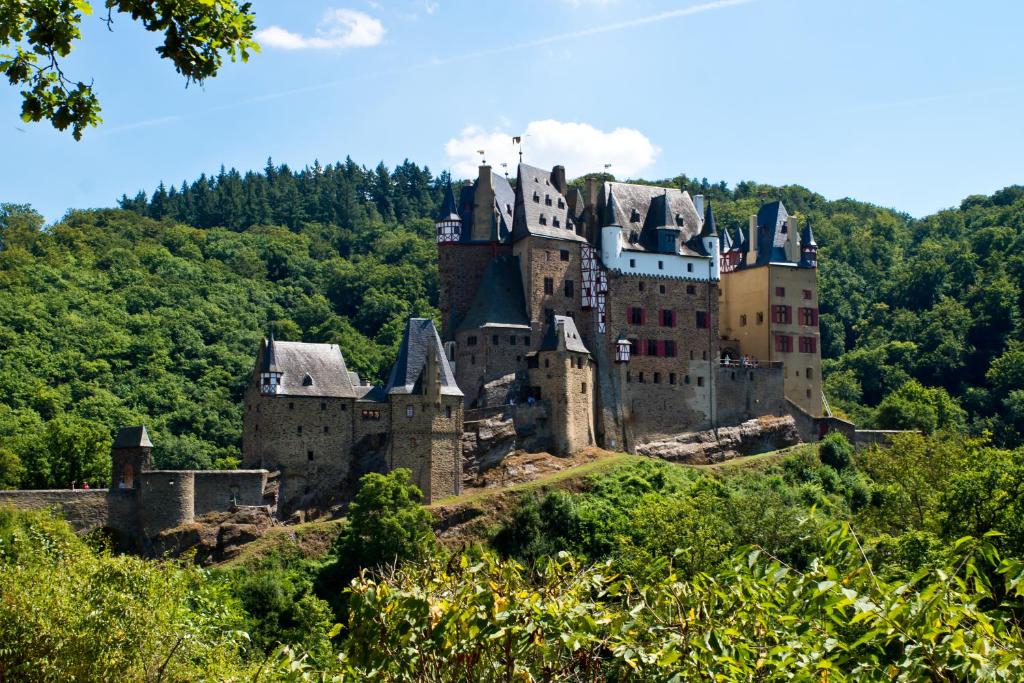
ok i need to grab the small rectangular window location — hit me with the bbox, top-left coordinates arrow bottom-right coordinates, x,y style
288,402 -> 294,410
802,289 -> 812,300
510,335 -> 517,345
696,311 -> 708,329
756,312 -> 764,325
492,334 -> 500,345
806,367 -> 814,379
653,372 -> 661,384
581,382 -> 587,393
560,249 -> 570,261
697,376 -> 705,387
687,263 -> 693,273
629,258 -> 636,268
406,405 -> 414,418
445,405 -> 453,418
323,425 -> 329,434
669,372 -> 676,385
307,450 -> 314,461
638,371 -> 645,383
564,280 -> 574,297
544,277 -> 554,294
297,425 -> 302,435
647,339 -> 658,356
320,401 -> 326,411
467,335 -> 478,346
659,284 -> 666,294
658,260 -> 664,270
775,286 -> 786,297
740,314 -> 747,327
686,285 -> 696,295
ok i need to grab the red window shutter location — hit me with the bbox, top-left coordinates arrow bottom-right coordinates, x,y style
640,308 -> 647,325
671,310 -> 677,327
812,309 -> 819,326
636,339 -> 643,356
657,340 -> 665,357
775,335 -> 783,352
627,308 -> 633,324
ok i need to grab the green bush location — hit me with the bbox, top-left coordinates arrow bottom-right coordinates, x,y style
818,431 -> 854,470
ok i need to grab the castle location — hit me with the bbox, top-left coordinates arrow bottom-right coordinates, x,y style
0,163 -> 833,537
241,163 -> 829,515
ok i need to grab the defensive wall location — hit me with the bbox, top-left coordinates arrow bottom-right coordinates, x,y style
0,428 -> 268,548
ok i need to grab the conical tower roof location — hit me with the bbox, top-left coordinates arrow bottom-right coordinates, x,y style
651,190 -> 678,230
701,199 -> 718,237
438,182 -> 460,222
603,186 -> 621,227
801,218 -> 817,247
261,330 -> 279,373
720,226 -> 733,252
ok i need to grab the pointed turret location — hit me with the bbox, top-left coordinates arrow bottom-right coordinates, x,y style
259,330 -> 283,394
435,180 -> 463,244
799,218 -> 818,268
719,225 -> 733,253
603,186 -> 621,227
701,199 -> 718,237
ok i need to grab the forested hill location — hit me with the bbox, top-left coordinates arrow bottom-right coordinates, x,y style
0,158 -> 1022,489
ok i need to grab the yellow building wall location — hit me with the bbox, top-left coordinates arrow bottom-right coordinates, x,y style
720,264 -> 823,417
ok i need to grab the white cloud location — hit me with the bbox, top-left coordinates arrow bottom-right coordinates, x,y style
445,120 -> 660,179
256,9 -> 385,50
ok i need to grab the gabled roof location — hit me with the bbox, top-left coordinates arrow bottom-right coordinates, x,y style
257,339 -> 359,397
539,315 -> 591,355
457,255 -> 531,332
755,200 -> 791,263
113,425 -> 153,449
512,163 -> 585,243
599,182 -> 704,256
385,318 -> 462,397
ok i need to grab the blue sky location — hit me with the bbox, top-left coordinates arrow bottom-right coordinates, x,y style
2,0 -> 1022,222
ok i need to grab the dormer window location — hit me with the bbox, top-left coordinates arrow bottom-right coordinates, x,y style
302,373 -> 314,386
557,198 -> 565,209
552,217 -> 560,227
506,203 -> 512,215
675,213 -> 685,226
539,214 -> 547,225
630,208 -> 641,222
545,194 -> 552,206
533,191 -> 540,202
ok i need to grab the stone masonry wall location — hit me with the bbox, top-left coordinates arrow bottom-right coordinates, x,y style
715,365 -> 786,425
515,237 -> 585,325
455,327 -> 534,407
0,489 -> 116,533
387,395 -> 463,503
529,351 -> 594,455
193,470 -> 268,516
603,273 -> 720,441
140,471 -> 195,537
244,393 -> 355,514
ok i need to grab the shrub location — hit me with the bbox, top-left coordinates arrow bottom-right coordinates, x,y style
818,431 -> 853,470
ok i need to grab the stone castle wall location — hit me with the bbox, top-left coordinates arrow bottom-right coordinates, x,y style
388,395 -> 463,503
193,470 -> 267,516
438,243 -> 511,339
715,364 -> 786,425
602,273 -> 720,441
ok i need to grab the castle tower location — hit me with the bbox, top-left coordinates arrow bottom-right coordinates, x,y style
800,219 -> 818,269
599,185 -> 623,264
259,331 -> 283,395
111,425 -> 153,490
385,318 -> 464,503
435,181 -> 462,244
702,200 -> 721,280
528,316 -> 595,456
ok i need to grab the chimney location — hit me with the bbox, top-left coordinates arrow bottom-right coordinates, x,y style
692,194 -> 705,218
748,215 -> 758,264
786,216 -> 800,262
471,165 -> 495,242
551,165 -> 567,195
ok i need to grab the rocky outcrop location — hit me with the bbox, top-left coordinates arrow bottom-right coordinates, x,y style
462,414 -> 517,481
638,415 -> 800,464
148,505 -> 277,564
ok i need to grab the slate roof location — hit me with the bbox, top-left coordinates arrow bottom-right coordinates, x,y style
720,225 -> 733,252
259,339 -> 359,397
437,182 -> 460,221
599,182 -> 704,256
801,219 -> 817,247
113,425 -> 153,449
512,163 -> 585,242
385,318 -> 462,397
539,315 -> 591,355
457,255 -> 531,332
755,200 -> 792,264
